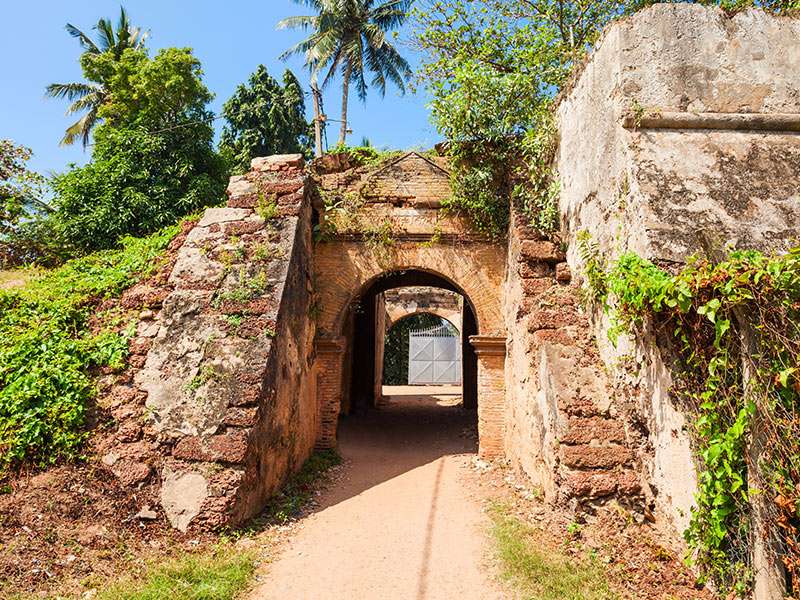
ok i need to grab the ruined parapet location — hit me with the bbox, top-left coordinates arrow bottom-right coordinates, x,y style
556,2 -> 800,581
559,3 -> 800,262
98,154 -> 318,531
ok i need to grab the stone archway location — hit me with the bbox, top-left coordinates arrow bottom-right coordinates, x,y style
340,270 -> 476,411
310,151 -> 507,459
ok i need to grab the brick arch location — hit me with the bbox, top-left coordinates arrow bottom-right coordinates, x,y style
334,268 -> 472,336
315,243 -> 505,339
313,241 -> 507,458
386,308 -> 461,331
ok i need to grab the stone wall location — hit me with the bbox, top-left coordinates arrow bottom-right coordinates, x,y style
502,211 -> 641,508
557,4 -> 800,537
99,155 -> 319,531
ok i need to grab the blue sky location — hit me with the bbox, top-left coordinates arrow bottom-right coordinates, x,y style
0,1 -> 437,177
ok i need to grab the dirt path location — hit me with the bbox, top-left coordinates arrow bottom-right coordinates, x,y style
249,387 -> 507,600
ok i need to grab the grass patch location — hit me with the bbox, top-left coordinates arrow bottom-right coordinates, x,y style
489,503 -> 618,600
94,544 -> 255,600
0,225 -> 180,476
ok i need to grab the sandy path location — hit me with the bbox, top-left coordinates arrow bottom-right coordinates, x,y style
250,387 -> 506,600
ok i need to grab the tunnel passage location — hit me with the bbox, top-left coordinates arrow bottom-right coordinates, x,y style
342,269 -> 478,416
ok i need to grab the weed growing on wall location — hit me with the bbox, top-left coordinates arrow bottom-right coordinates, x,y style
0,225 -> 179,476
326,144 -> 403,170
581,242 -> 800,594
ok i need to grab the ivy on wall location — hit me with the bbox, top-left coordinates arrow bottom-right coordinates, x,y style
580,237 -> 800,595
414,1 -> 800,240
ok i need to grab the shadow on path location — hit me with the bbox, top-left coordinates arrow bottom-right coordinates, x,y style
249,387 -> 503,600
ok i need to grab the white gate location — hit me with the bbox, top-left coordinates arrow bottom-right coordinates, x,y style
408,323 -> 462,385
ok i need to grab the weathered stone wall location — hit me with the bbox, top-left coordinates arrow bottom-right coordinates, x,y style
502,211 -> 641,508
557,4 -> 800,536
99,155 -> 319,531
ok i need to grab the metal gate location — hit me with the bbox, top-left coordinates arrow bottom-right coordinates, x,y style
408,323 -> 462,385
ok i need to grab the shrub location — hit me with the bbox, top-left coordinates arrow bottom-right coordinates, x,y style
0,225 -> 179,476
47,47 -> 227,256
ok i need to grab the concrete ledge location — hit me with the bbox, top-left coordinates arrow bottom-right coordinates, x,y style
621,111 -> 800,133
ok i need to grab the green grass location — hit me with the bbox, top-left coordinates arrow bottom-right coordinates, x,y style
490,503 -> 618,600
0,225 -> 180,476
94,545 -> 255,600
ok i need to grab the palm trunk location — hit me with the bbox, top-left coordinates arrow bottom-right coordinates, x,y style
339,62 -> 352,146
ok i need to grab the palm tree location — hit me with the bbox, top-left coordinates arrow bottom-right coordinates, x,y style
46,7 -> 148,147
278,0 -> 413,145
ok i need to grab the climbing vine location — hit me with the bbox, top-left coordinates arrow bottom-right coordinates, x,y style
582,241 -> 800,594
0,225 -> 180,476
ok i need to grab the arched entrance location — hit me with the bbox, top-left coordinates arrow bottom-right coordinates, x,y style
313,253 -> 506,458
341,269 -> 478,416
381,312 -> 461,388
310,151 -> 507,458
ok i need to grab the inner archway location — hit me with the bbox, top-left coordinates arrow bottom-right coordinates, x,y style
340,270 -> 478,418
382,312 -> 460,387
334,272 -> 481,487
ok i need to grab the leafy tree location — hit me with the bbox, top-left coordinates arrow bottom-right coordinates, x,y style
46,7 -> 148,147
220,66 -> 311,173
278,0 -> 413,145
413,0 -> 800,238
0,140 -> 51,267
50,48 -> 226,254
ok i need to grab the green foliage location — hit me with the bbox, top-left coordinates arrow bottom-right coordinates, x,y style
489,502 -> 618,599
91,47 -> 213,130
279,0 -> 413,145
584,244 -> 800,593
327,144 -> 402,169
220,66 -> 311,174
414,0 -> 608,237
0,225 -> 179,477
95,543 -> 255,600
0,140 -> 50,267
212,267 -> 269,310
415,0 -> 800,238
382,313 -> 450,385
255,194 -> 279,221
49,48 -> 226,255
46,7 -> 148,147
441,145 -> 510,239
